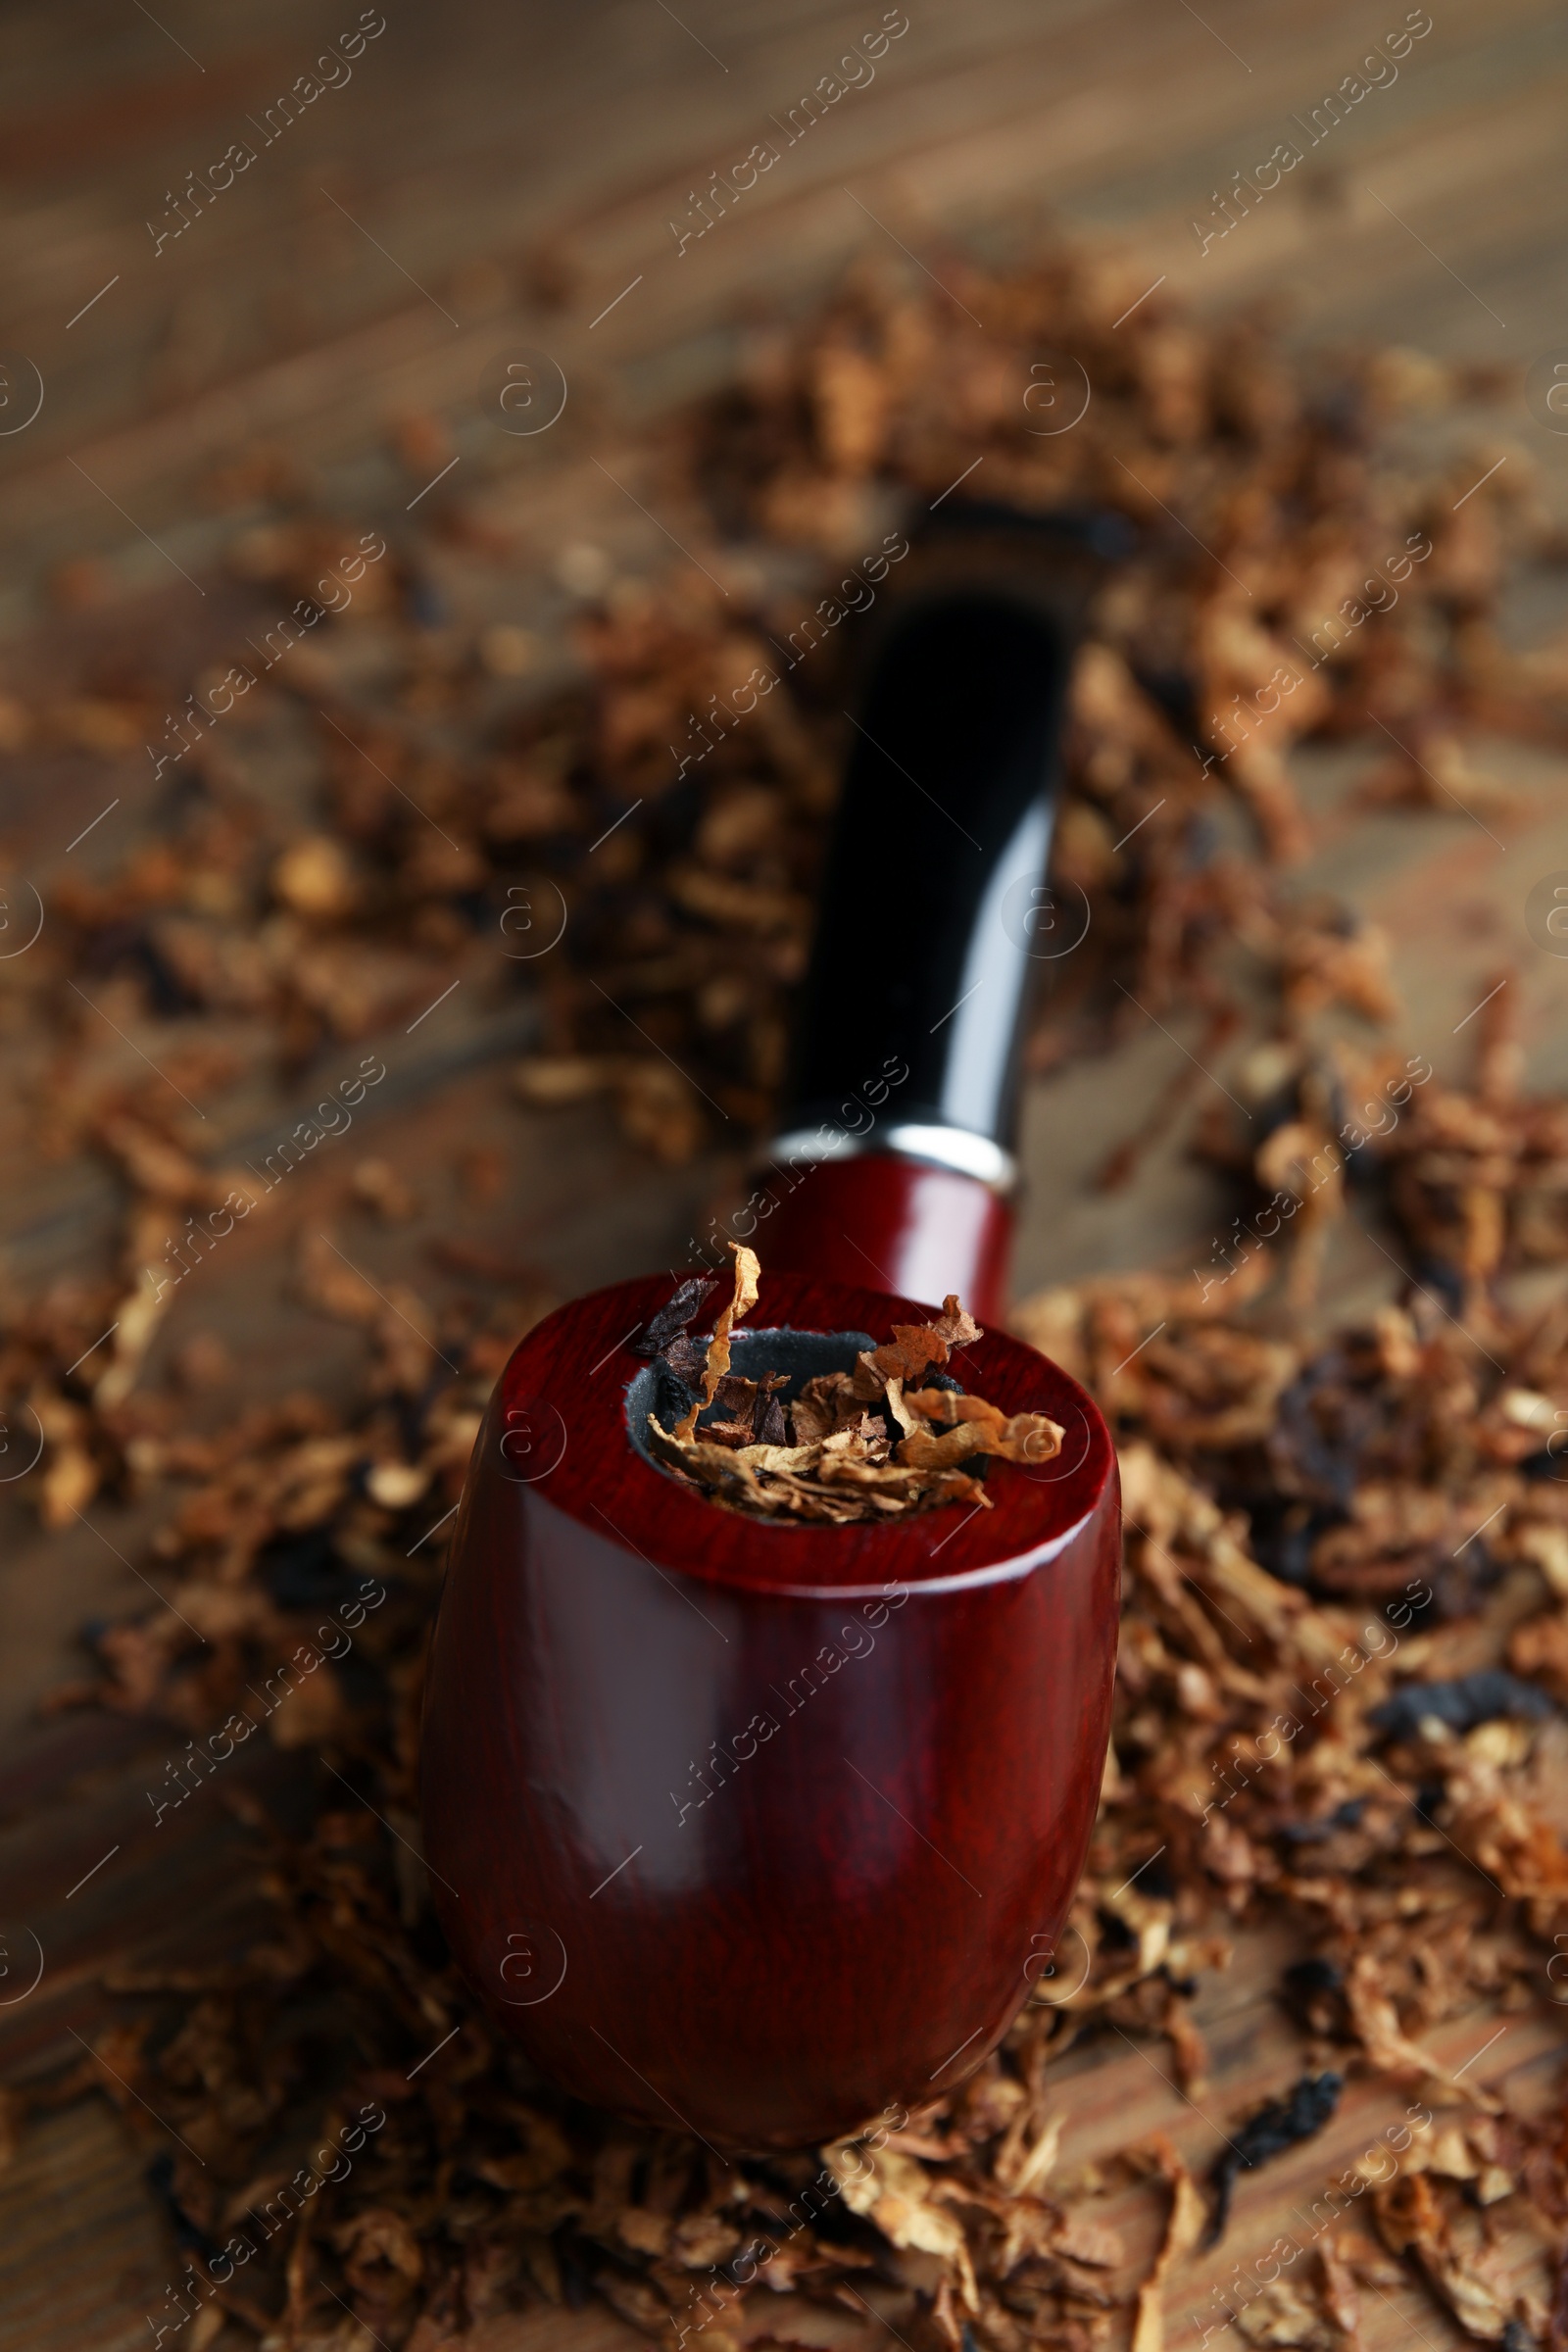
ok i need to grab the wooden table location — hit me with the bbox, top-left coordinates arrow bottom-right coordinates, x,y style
3,2 -> 1568,2344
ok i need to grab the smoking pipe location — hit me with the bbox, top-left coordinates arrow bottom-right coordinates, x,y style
420,578 -> 1120,2152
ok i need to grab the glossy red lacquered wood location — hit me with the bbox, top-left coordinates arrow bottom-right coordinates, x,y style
760,1154 -> 1015,1326
421,1269 -> 1119,2151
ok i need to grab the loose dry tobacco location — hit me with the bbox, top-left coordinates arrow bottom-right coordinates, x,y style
643,1245 -> 1062,1523
3,233 -> 1568,2351
31,1250 -> 1568,2351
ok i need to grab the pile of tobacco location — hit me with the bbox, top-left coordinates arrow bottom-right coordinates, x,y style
4,233 -> 1568,2352
640,1247 -> 1062,1523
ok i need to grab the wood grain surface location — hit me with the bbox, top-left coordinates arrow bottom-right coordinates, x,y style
0,0 -> 1565,611
2,2 -> 1567,2346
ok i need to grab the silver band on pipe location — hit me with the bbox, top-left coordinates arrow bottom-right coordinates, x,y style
761,1121 -> 1017,1194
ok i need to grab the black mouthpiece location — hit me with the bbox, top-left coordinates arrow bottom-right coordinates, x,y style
781,587 -> 1074,1161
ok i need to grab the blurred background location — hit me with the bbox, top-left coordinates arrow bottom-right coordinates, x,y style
6,1 -> 1568,2345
